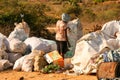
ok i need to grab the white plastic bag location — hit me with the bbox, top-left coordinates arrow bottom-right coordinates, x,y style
21,55 -> 34,72
24,37 -> 51,52
0,50 -> 8,60
0,33 -> 8,51
8,38 -> 27,53
8,29 -> 28,41
8,53 -> 22,63
40,38 -> 57,51
67,18 -> 83,52
0,60 -> 13,71
13,55 -> 26,71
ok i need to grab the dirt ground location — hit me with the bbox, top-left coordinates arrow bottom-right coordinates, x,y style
0,57 -> 98,80
0,69 -> 97,80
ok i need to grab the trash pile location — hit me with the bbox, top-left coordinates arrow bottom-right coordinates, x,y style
0,21 -> 58,72
1,18 -> 120,76
0,18 -> 81,74
71,20 -> 120,75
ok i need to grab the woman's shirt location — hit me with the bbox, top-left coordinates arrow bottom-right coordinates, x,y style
55,20 -> 67,41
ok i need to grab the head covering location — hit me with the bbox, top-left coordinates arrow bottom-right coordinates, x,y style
61,13 -> 70,22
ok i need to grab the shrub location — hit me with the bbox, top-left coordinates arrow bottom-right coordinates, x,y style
96,9 -> 120,22
0,0 -> 57,39
62,5 -> 82,18
81,9 -> 96,22
41,64 -> 60,73
93,0 -> 105,3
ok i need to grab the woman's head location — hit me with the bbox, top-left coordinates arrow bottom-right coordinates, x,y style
61,13 -> 70,22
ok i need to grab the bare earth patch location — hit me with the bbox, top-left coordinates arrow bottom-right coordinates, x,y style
0,69 -> 97,80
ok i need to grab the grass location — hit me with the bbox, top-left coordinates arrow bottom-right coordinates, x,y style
0,0 -> 120,38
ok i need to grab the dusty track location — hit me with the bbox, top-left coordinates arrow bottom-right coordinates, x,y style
0,69 -> 97,80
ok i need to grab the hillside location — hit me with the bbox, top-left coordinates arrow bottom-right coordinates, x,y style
0,0 -> 120,39
44,0 -> 120,35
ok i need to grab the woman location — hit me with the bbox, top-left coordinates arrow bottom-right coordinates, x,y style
55,13 -> 70,59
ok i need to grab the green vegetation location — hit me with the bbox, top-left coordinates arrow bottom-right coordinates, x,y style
0,0 -> 120,38
0,0 -> 57,39
41,64 -> 60,73
93,0 -> 105,3
62,3 -> 82,19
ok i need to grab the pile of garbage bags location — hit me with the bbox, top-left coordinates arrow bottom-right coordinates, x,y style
0,18 -> 82,72
71,20 -> 120,75
0,21 -> 57,72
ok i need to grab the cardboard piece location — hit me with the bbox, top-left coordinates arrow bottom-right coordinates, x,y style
44,50 -> 64,67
